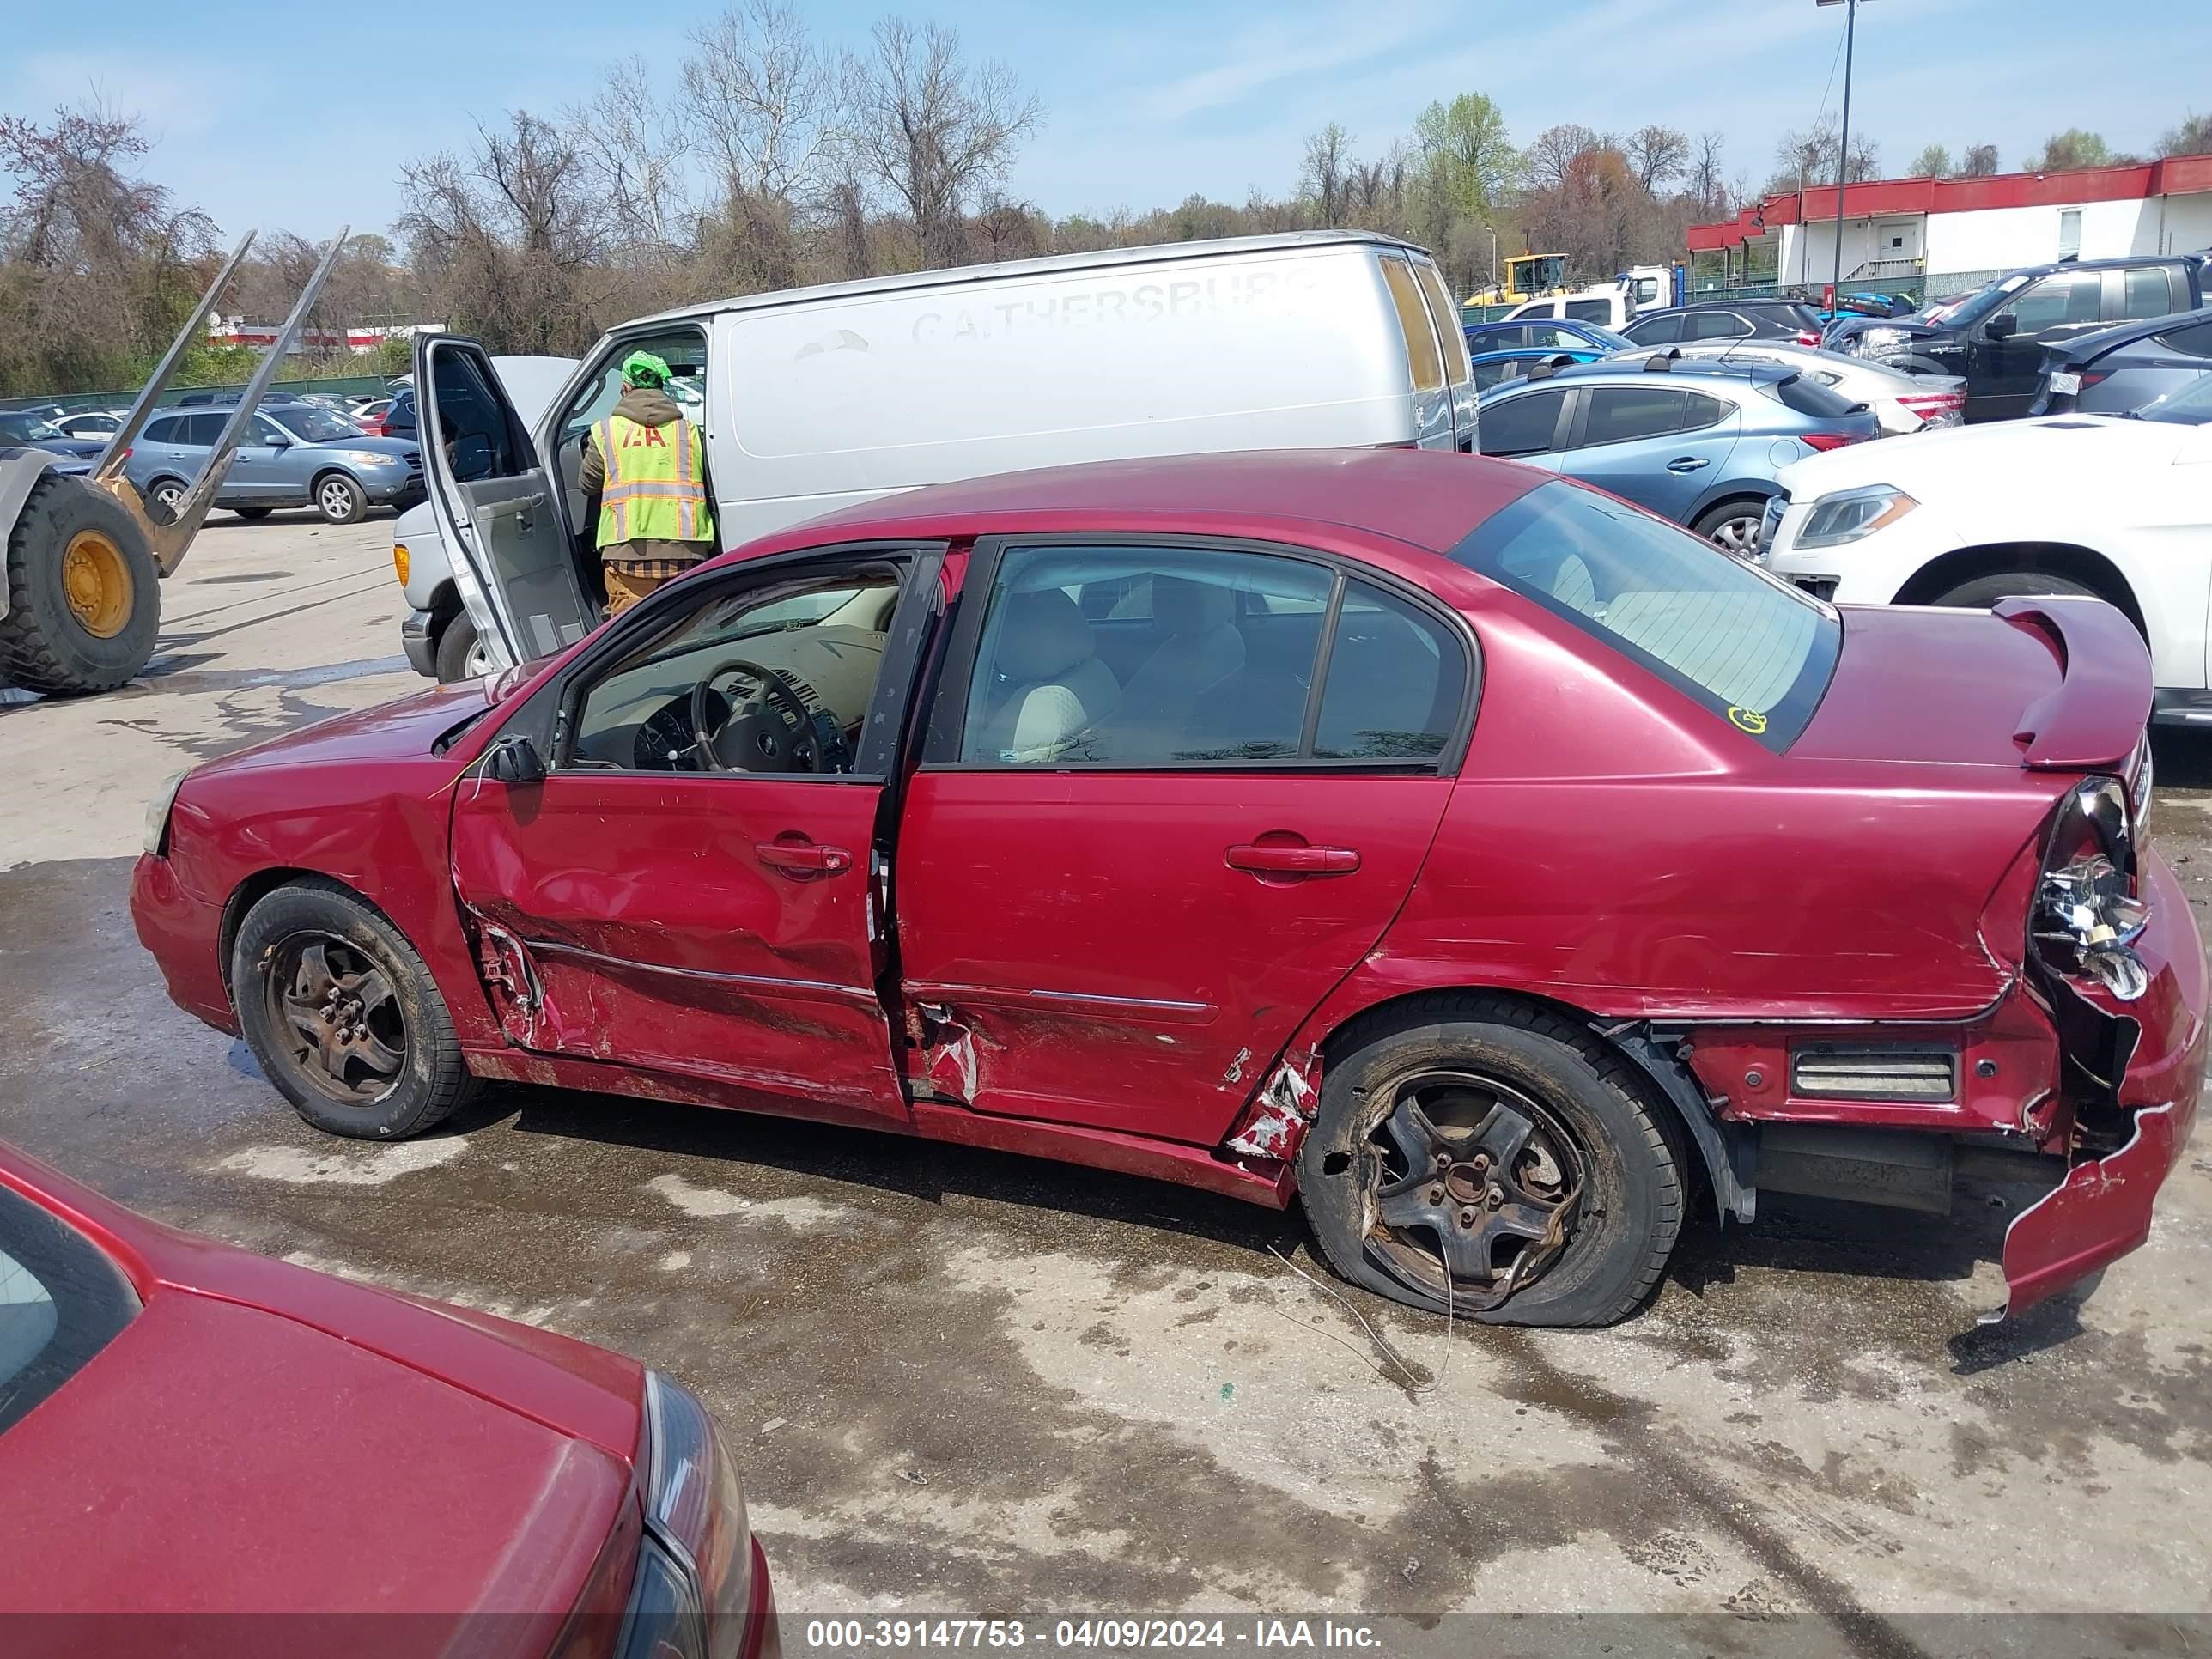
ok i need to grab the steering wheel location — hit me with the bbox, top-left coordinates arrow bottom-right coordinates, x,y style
690,659 -> 824,774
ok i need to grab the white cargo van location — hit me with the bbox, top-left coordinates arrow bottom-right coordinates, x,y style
414,232 -> 1475,672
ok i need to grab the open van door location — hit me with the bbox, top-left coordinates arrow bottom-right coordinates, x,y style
415,333 -> 595,670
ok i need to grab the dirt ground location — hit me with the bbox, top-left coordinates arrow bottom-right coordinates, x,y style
3,509 -> 2209,1640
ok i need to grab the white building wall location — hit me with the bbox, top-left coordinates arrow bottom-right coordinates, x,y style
1923,199 -> 2154,270
2155,193 -> 2212,254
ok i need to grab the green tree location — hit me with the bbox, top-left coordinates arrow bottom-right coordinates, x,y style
1907,143 -> 1951,179
1412,93 -> 1516,216
2027,129 -> 2112,171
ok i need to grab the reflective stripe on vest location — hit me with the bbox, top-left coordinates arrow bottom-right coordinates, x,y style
594,414 -> 714,546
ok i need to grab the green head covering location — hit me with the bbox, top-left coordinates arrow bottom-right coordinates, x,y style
622,350 -> 672,389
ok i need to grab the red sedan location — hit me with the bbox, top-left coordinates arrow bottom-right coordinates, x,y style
0,1140 -> 777,1656
131,451 -> 2203,1327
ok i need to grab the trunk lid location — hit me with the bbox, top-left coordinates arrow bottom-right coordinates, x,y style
1792,596 -> 2149,771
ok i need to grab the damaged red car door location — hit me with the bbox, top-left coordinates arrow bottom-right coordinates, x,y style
448,550 -> 935,1121
893,538 -> 1472,1144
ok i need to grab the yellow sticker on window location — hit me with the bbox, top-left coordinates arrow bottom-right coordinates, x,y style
1729,707 -> 1769,735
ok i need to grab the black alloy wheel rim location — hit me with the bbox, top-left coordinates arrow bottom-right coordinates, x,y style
1364,1067 -> 1589,1310
265,933 -> 407,1105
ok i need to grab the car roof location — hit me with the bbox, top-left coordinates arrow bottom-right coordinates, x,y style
1504,354 -> 1792,388
624,231 -> 1423,329
2060,305 -> 2212,356
755,448 -> 1547,556
1645,299 -> 1807,314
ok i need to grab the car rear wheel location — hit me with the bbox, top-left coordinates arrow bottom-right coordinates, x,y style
1929,571 -> 2096,610
1692,498 -> 1766,557
230,878 -> 479,1139
1297,995 -> 1685,1328
147,478 -> 187,522
433,612 -> 493,683
314,472 -> 367,525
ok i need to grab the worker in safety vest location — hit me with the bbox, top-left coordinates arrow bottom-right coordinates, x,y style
578,351 -> 715,617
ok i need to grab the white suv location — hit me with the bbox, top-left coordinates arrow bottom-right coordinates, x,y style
1762,383 -> 2212,725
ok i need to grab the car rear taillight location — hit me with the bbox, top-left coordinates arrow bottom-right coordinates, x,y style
1795,331 -> 1823,346
2077,369 -> 2112,390
1898,392 -> 1966,428
1800,431 -> 1867,452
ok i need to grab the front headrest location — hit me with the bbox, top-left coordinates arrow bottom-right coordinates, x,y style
995,589 -> 1096,681
1153,576 -> 1234,637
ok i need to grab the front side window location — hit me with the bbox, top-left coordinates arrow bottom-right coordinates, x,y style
1477,388 -> 1568,458
2002,272 -> 2100,337
2122,267 -> 2178,321
1565,299 -> 1613,324
0,1182 -> 137,1439
953,544 -> 1468,769
568,566 -> 902,774
1453,480 -> 1839,751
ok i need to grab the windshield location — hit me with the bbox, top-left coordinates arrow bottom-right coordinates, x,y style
1452,480 -> 1840,751
2140,370 -> 2212,425
0,1181 -> 138,1438
0,413 -> 64,441
1921,275 -> 2027,330
271,407 -> 364,443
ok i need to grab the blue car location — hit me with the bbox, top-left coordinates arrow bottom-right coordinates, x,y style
1469,347 -> 1607,393
1463,317 -> 1634,357
1474,354 -> 1881,553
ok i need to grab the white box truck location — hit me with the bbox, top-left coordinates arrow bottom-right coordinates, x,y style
405,232 -> 1475,676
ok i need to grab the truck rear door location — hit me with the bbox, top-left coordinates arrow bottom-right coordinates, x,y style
1378,255 -> 1459,450
415,334 -> 594,670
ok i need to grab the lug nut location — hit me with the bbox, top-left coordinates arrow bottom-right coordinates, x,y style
1428,1186 -> 1446,1204
1459,1208 -> 1478,1227
1486,1186 -> 1504,1210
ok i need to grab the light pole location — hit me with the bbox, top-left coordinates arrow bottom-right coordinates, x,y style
1818,0 -> 1861,307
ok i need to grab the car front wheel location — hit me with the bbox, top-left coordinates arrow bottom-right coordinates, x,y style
314,472 -> 367,525
1929,571 -> 2097,610
230,878 -> 479,1139
1297,995 -> 1685,1328
433,612 -> 493,683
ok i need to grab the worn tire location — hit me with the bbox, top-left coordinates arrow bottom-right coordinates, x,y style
313,471 -> 366,526
233,506 -> 275,521
1692,496 -> 1767,558
0,473 -> 160,695
230,878 -> 479,1139
434,611 -> 488,684
1297,995 -> 1685,1328
1929,570 -> 2096,611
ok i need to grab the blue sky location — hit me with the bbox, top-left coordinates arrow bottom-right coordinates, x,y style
9,0 -> 2209,245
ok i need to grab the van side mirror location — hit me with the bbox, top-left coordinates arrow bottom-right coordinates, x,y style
481,736 -> 545,787
1984,313 -> 2019,342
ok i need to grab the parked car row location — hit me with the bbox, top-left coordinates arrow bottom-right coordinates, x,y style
126,402 -> 421,525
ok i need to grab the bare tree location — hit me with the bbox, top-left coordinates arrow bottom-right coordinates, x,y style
1302,124 -> 1353,225
399,112 -> 617,354
1686,131 -> 1729,216
1960,143 -> 2001,177
1769,123 -> 1880,192
681,2 -> 830,209
1624,125 -> 1689,196
840,19 -> 1042,269
1906,143 -> 1952,179
568,54 -> 693,257
2160,112 -> 2212,158
1523,124 -> 1602,194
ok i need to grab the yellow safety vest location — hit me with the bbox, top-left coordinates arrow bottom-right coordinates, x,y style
593,415 -> 714,545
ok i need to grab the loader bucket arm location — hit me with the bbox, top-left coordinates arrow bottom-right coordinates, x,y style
88,225 -> 350,577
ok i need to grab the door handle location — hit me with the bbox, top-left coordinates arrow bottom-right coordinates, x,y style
1225,842 -> 1361,875
755,841 -> 853,876
1666,456 -> 1710,472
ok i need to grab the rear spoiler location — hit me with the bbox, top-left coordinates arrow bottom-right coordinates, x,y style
1996,595 -> 2152,770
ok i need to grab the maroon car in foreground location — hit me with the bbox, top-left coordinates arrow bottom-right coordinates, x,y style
0,1142 -> 777,1657
132,451 -> 2203,1326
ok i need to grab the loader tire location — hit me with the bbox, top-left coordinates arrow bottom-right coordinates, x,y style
0,474 -> 160,695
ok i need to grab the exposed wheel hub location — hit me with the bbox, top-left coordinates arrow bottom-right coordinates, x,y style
270,935 -> 406,1104
1365,1068 -> 1586,1310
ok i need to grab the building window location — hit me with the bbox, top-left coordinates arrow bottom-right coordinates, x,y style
2058,210 -> 2082,260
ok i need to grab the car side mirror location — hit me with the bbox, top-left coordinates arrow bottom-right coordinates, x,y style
1984,313 -> 2018,342
481,736 -> 545,787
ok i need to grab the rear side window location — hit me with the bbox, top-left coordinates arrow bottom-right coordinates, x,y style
0,1182 -> 138,1439
145,416 -> 183,443
1626,313 -> 1684,344
1413,262 -> 1473,389
1688,312 -> 1749,341
1682,392 -> 1729,429
1454,479 -> 1840,752
1478,388 -> 1568,457
2154,319 -> 2212,357
2123,267 -> 2179,320
1382,258 -> 1445,393
1313,582 -> 1468,760
1765,374 -> 1860,417
184,415 -> 225,446
1583,386 -> 1686,446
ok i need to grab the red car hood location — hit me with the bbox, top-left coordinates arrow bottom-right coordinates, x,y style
1792,595 -> 2150,771
0,1148 -> 644,1633
198,678 -> 493,775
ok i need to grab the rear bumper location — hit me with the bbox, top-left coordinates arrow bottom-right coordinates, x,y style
1995,847 -> 2205,1318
